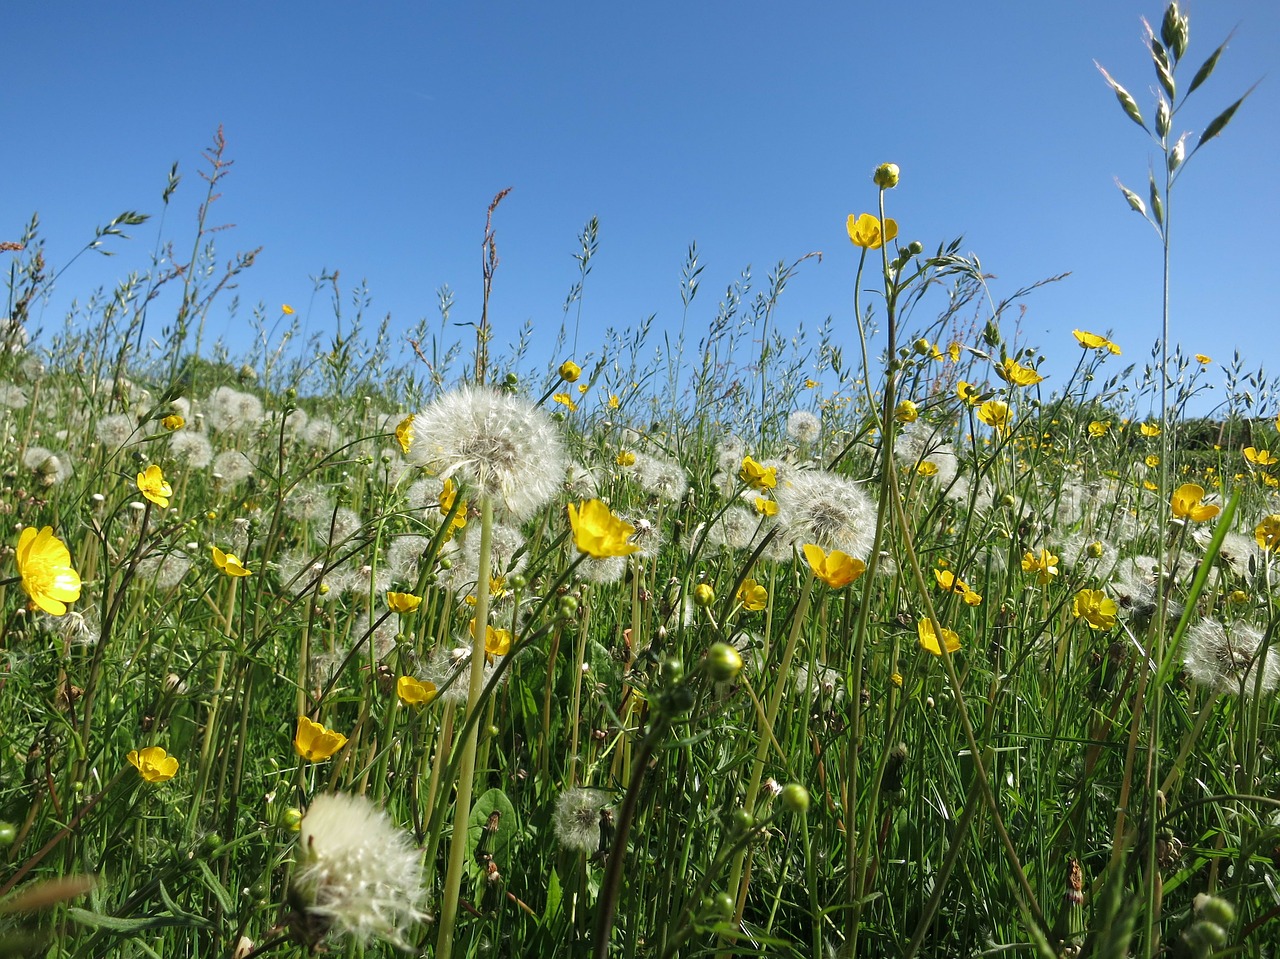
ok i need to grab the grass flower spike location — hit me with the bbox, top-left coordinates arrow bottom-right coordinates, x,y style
291,792 -> 426,948
127,746 -> 179,783
211,545 -> 252,577
136,464 -> 172,508
847,212 -> 898,250
295,716 -> 349,762
15,526 -> 81,615
802,543 -> 866,588
568,499 -> 638,558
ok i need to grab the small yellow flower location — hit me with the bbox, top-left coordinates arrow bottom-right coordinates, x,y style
577,383 -> 589,394
933,568 -> 970,596
294,716 -> 348,762
127,746 -> 179,783
16,526 -> 82,616
894,400 -> 919,423
1195,353 -> 1211,364
804,379 -> 820,389
1021,549 -> 1059,585
961,589 -> 982,607
471,619 -> 513,662
439,478 -> 468,536
1244,447 -> 1278,466
738,455 -> 777,491
997,358 -> 1044,387
386,591 -> 422,614
394,414 -> 415,454
568,500 -> 639,559
917,618 -> 960,656
873,162 -> 900,189
1145,454 -> 1160,468
552,392 -> 578,412
1072,329 -> 1121,354
211,545 -> 252,577
1139,422 -> 1162,437
1255,514 -> 1280,552
890,672 -> 903,687
608,394 -> 621,409
802,543 -> 866,589
558,360 -> 582,382
916,461 -> 939,477
1171,483 -> 1219,522
753,496 -> 778,517
282,304 -> 295,315
977,400 -> 1012,435
846,213 -> 898,250
957,381 -> 982,406
136,464 -> 173,509
1073,589 -> 1118,630
737,577 -> 768,611
397,676 -> 438,707
616,450 -> 637,467
160,413 -> 185,431
945,341 -> 962,362
1087,420 -> 1111,438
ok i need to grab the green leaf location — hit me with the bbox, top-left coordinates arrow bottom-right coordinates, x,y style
66,907 -> 212,932
467,787 -> 518,881
195,860 -> 235,913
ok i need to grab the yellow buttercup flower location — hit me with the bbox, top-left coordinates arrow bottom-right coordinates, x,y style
916,461 -> 939,477
471,619 -> 513,662
894,400 -> 919,423
1021,549 -> 1059,585
616,450 -> 636,467
1195,354 -> 1211,364
736,577 -> 768,611
802,543 -> 866,589
1171,483 -> 1219,522
211,545 -> 252,577
15,526 -> 81,616
282,304 -> 295,315
1073,589 -> 1118,630
977,400 -> 1012,435
1254,515 -> 1280,552
1087,420 -> 1111,438
917,618 -> 960,656
386,591 -> 422,614
957,381 -> 982,406
997,358 -> 1045,387
933,568 -> 970,596
945,341 -> 962,362
607,393 -> 621,409
160,413 -> 185,431
753,496 -> 778,517
1145,454 -> 1160,468
558,360 -> 582,382
136,464 -> 173,509
294,716 -> 348,762
439,477 -> 468,537
1139,422 -> 1161,437
552,392 -> 578,412
738,455 -> 777,491
846,213 -> 898,250
873,162 -> 900,189
127,746 -> 179,783
1072,329 -> 1121,355
1244,447 -> 1278,467
394,414 -> 415,454
396,676 -> 438,707
568,499 -> 639,559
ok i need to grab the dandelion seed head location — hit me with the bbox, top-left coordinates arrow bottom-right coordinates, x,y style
786,410 -> 822,445
205,386 -> 264,434
1184,618 -> 1279,697
386,535 -> 431,582
634,452 -> 688,502
94,413 -> 136,449
774,469 -> 875,560
292,792 -> 425,948
286,482 -> 334,523
565,462 -> 599,499
301,418 -> 344,451
0,382 -> 28,409
211,450 -> 255,488
552,788 -> 612,854
408,386 -> 565,520
894,423 -> 959,486
169,430 -> 213,467
22,446 -> 73,486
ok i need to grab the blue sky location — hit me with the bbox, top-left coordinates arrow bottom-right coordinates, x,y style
6,2 -> 1278,413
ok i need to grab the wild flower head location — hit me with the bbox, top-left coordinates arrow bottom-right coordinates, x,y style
291,792 -> 426,948
16,526 -> 81,615
407,385 -> 566,520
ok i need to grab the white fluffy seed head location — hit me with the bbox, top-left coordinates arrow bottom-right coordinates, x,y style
1183,618 -> 1279,697
407,386 -> 566,520
773,469 -> 875,560
293,792 -> 426,948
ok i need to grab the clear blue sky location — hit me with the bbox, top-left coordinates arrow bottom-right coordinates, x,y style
6,2 -> 1278,413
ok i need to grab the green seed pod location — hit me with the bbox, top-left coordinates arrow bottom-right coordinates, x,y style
1194,893 -> 1236,927
779,783 -> 810,814
0,822 -> 16,846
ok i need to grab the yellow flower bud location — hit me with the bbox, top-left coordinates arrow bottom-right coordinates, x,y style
873,163 -> 900,189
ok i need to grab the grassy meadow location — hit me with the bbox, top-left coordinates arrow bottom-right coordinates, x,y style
3,6 -> 1278,957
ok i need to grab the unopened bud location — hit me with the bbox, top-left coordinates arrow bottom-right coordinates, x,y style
779,783 -> 810,814
873,162 -> 900,189
692,583 -> 716,608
